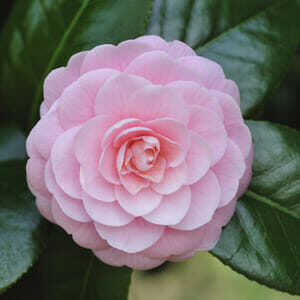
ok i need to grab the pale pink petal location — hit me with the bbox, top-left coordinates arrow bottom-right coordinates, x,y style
115,186 -> 162,216
26,158 -> 49,197
228,124 -> 252,159
74,115 -> 115,166
39,102 -> 48,117
95,73 -> 150,120
51,126 -> 82,198
172,171 -> 221,230
51,199 -> 81,233
210,78 -> 240,105
58,69 -> 119,129
114,127 -> 153,148
102,118 -> 142,149
72,222 -> 108,250
185,132 -> 212,185
169,250 -> 197,262
125,85 -> 189,124
138,156 -> 166,183
99,143 -> 120,185
178,56 -> 225,88
125,51 -> 202,85
146,118 -> 191,152
82,192 -> 133,226
36,196 -> 54,223
212,140 -> 246,207
53,190 -> 90,222
157,134 -> 185,168
143,186 -> 191,225
43,51 -> 88,112
135,35 -> 169,51
151,162 -> 187,195
210,90 -> 242,127
188,105 -> 227,165
196,222 -> 222,251
95,218 -> 165,253
167,40 -> 196,58
237,144 -> 254,198
27,108 -> 63,159
80,164 -> 115,202
213,199 -> 237,227
45,160 -> 90,222
142,227 -> 206,258
80,40 -> 153,74
120,172 -> 150,195
167,81 -> 223,120
94,247 -> 165,270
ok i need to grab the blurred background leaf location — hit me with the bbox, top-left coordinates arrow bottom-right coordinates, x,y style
0,0 -> 154,131
147,0 -> 300,119
0,159 -> 48,295
263,48 -> 300,130
1,227 -> 132,300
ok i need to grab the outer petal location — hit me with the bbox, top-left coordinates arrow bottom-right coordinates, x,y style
125,85 -> 189,124
228,124 -> 252,159
36,196 -> 54,223
95,73 -> 150,120
95,218 -> 165,253
172,171 -> 221,230
151,162 -> 187,195
188,106 -> 227,165
210,78 -> 240,105
143,186 -> 191,225
27,108 -> 63,159
178,56 -> 225,88
94,247 -> 165,270
26,158 -> 49,198
185,132 -> 211,185
212,140 -> 246,207
45,160 -> 90,222
43,51 -> 87,114
58,69 -> 119,129
125,51 -> 202,85
115,186 -> 162,216
167,81 -> 223,120
51,126 -> 82,198
51,199 -> 81,233
142,227 -> 206,258
237,144 -> 254,198
167,40 -> 196,58
83,192 -> 134,226
72,222 -> 108,251
135,35 -> 169,51
80,40 -> 153,74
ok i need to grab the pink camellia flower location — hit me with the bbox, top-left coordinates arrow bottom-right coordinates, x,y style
26,35 -> 253,269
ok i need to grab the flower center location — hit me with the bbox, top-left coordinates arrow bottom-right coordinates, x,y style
127,136 -> 160,172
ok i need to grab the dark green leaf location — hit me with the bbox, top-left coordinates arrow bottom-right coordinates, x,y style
147,0 -> 300,117
0,0 -> 154,131
212,121 -> 300,294
0,124 -> 26,162
0,160 -> 48,294
0,1 -> 15,30
1,228 -> 132,300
